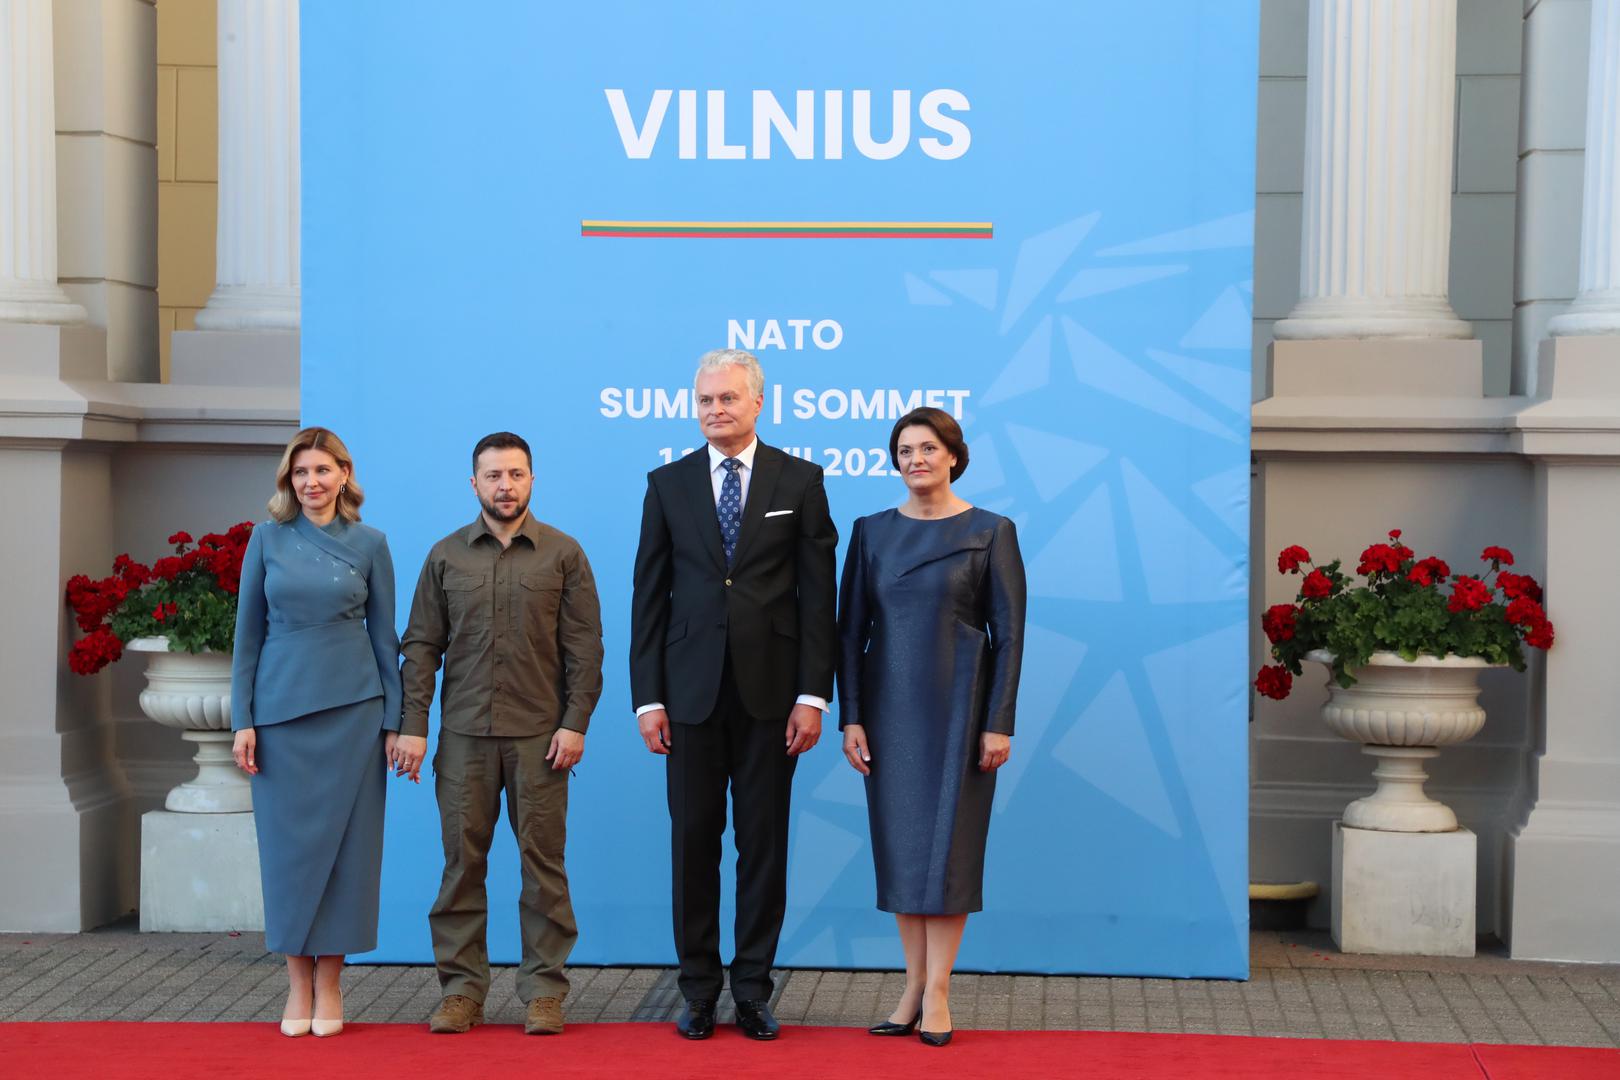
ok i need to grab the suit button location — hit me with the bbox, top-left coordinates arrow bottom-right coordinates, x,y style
724,578 -> 732,586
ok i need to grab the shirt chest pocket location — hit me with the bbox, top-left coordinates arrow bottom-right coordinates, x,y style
444,570 -> 489,625
519,570 -> 564,633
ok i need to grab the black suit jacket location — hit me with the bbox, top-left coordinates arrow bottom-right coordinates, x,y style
630,441 -> 838,726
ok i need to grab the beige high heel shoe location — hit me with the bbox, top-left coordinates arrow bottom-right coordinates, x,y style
312,988 -> 344,1037
279,1018 -> 311,1037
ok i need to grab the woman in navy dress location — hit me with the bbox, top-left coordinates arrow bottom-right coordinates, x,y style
837,407 -> 1026,1047
231,427 -> 405,1038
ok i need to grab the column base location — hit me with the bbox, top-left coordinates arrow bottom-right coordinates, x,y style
1548,290 -> 1620,337
194,284 -> 300,332
170,329 -> 299,388
0,280 -> 89,326
1276,296 -> 1473,341
1332,822 -> 1476,956
1506,807 -> 1620,962
139,810 -> 264,933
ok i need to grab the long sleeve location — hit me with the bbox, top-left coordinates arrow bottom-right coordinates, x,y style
365,534 -> 403,733
795,467 -> 839,701
229,525 -> 269,732
557,544 -> 605,734
628,474 -> 672,711
835,515 -> 869,730
398,549 -> 448,739
983,517 -> 1027,736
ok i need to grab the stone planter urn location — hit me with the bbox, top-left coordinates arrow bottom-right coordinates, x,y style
127,637 -> 251,813
1306,649 -> 1499,833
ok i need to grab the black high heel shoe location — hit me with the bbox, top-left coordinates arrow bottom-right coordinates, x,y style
918,1027 -> 953,1047
867,1009 -> 921,1036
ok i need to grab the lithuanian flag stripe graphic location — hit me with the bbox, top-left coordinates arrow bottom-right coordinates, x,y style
580,220 -> 993,239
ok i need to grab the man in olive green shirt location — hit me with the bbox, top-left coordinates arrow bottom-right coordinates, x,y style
396,431 -> 604,1036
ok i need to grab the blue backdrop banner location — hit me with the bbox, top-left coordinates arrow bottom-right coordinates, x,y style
303,0 -> 1257,977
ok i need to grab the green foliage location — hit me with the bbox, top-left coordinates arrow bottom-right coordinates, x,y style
1256,532 -> 1549,699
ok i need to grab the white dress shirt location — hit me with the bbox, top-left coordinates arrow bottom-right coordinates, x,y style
636,437 -> 829,718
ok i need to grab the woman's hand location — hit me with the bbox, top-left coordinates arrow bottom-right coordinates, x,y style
388,733 -> 428,783
232,729 -> 258,775
843,724 -> 872,775
979,731 -> 1010,772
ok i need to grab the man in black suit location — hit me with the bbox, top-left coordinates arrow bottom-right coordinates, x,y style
631,348 -> 838,1041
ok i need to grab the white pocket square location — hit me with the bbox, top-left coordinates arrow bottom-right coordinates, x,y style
764,509 -> 794,518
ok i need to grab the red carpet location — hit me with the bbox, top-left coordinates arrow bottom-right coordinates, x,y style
2,1022 -> 1614,1079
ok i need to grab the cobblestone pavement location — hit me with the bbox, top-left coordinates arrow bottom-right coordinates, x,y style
1,924 -> 1616,1047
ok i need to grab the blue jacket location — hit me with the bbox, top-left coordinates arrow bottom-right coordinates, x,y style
231,514 -> 402,732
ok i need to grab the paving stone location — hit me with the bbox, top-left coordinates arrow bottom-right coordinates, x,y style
1,927 -> 1617,1047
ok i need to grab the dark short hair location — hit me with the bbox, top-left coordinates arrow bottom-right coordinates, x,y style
472,431 -> 532,474
888,407 -> 969,483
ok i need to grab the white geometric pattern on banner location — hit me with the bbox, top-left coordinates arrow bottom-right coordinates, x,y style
1062,317 -> 1241,443
1095,210 -> 1255,256
810,757 -> 867,809
1191,464 -> 1251,539
780,811 -> 864,950
1119,459 -> 1246,605
1178,285 -> 1253,350
979,316 -> 1053,406
1057,263 -> 1188,302
1145,348 -> 1251,414
1005,423 -> 1110,502
1143,622 -> 1251,943
1001,212 -> 1101,331
781,926 -> 837,967
1027,483 -> 1122,601
929,269 -> 999,309
903,272 -> 951,305
1053,671 -> 1182,837
993,623 -> 1088,813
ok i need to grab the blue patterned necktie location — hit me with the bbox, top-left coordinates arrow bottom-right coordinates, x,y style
718,457 -> 743,564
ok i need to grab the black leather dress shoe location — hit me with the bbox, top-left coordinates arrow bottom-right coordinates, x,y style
867,1010 -> 920,1036
918,1027 -> 954,1047
734,999 -> 781,1040
676,999 -> 716,1040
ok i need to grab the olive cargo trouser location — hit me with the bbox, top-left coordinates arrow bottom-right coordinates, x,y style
429,729 -> 576,1004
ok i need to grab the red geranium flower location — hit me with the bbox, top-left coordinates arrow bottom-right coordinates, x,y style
1300,569 -> 1334,599
1254,665 -> 1293,700
1407,557 -> 1451,587
1498,572 -> 1543,602
1357,543 -> 1403,576
1277,545 -> 1311,574
1525,618 -> 1555,650
1262,604 -> 1298,644
168,531 -> 193,546
1448,575 -> 1491,613
67,626 -> 124,676
1481,546 -> 1515,566
1505,597 -> 1546,627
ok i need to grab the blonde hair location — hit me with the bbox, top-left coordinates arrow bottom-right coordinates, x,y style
268,426 -> 365,523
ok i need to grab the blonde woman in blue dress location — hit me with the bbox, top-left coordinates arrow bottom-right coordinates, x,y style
231,427 -> 411,1037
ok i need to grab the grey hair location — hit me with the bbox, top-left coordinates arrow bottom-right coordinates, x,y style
694,348 -> 765,398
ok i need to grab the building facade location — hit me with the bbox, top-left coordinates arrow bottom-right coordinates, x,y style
1,0 -> 1615,961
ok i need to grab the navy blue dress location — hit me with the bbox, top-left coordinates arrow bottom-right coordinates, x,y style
231,514 -> 401,956
836,508 -> 1026,915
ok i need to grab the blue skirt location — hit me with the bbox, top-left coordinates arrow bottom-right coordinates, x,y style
250,698 -> 387,956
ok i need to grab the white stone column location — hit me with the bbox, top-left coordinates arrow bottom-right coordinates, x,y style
194,0 -> 300,331
0,0 -> 87,325
1550,0 -> 1620,337
1275,0 -> 1472,340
